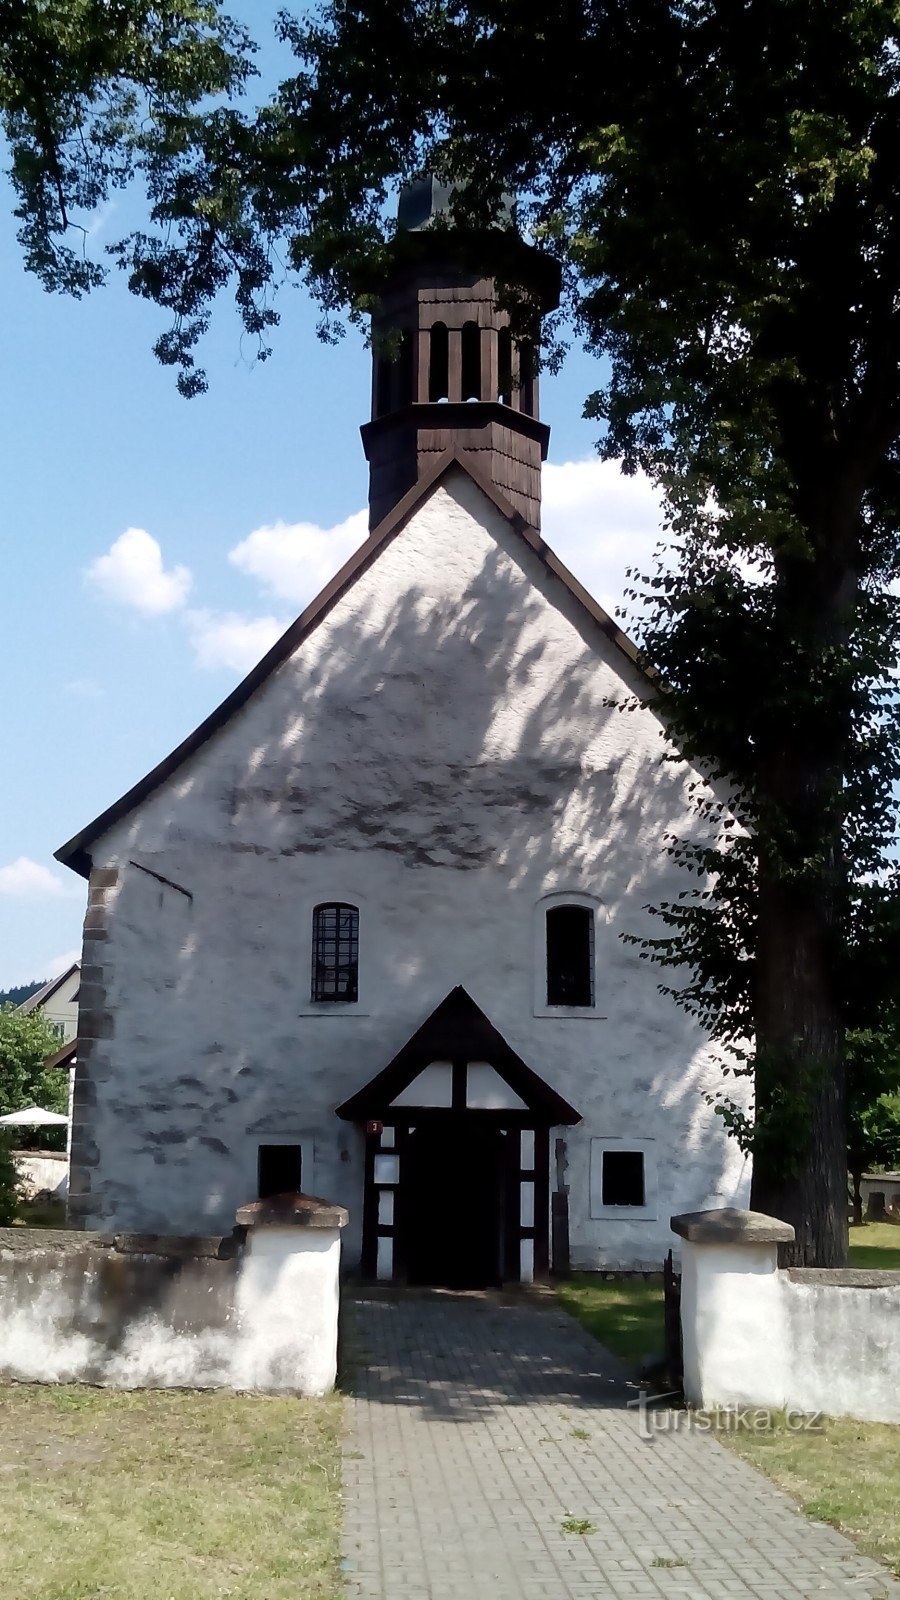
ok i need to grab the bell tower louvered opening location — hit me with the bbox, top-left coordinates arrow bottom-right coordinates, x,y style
361,176 -> 561,530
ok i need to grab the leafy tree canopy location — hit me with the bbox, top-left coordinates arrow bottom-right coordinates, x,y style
0,1003 -> 69,1222
1,0 -> 260,393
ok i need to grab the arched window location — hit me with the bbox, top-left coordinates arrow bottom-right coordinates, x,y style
429,322 -> 449,401
311,903 -> 359,1002
461,320 -> 481,400
546,905 -> 594,1007
497,325 -> 512,405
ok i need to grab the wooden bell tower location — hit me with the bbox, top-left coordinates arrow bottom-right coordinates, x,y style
361,177 -> 561,530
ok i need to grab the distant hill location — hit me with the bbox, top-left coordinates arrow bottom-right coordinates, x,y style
0,980 -> 49,1009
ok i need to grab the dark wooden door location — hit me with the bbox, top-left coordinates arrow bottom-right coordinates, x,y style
403,1118 -> 507,1288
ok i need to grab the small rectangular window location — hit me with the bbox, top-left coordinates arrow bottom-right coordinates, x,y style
546,904 -> 594,1006
258,1144 -> 302,1199
601,1150 -> 645,1207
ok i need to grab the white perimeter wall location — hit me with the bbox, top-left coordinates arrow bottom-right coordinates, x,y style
681,1237 -> 900,1424
0,1224 -> 341,1396
72,468 -> 750,1266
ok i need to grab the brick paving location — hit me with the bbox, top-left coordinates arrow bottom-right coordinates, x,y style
340,1289 -> 898,1600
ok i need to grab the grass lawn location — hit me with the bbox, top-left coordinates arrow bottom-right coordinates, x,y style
724,1415 -> 900,1578
0,1385 -> 343,1600
848,1220 -> 900,1270
557,1274 -> 665,1365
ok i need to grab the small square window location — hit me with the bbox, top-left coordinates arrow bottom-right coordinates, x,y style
601,1150 -> 645,1207
258,1144 -> 302,1199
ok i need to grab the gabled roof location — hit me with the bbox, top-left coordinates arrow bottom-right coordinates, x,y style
44,1037 -> 78,1070
17,962 -> 81,1013
56,449 -> 649,879
335,985 -> 581,1124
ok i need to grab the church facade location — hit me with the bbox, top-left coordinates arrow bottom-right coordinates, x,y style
57,181 -> 750,1281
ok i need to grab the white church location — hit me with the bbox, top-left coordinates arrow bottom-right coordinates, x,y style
56,178 -> 749,1284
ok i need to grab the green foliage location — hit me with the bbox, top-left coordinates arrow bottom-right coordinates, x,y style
0,1134 -> 20,1225
0,1003 -> 69,1221
1,0 -> 263,393
0,1002 -> 69,1136
0,1001 -> 69,1106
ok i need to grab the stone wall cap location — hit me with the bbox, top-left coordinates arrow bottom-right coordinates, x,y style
112,1233 -> 236,1260
788,1267 -> 900,1289
670,1207 -> 796,1245
235,1191 -> 349,1229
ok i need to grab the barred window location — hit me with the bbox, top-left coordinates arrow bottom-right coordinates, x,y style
311,903 -> 359,1002
546,904 -> 594,1007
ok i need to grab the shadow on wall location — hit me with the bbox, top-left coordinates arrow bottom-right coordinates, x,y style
71,483 -> 738,1231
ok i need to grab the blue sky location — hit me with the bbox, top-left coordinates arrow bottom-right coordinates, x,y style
0,14 -> 664,990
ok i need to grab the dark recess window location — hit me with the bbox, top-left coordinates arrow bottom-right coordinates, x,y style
519,341 -> 535,416
602,1150 -> 645,1207
546,904 -> 594,1006
429,322 -> 449,401
461,320 -> 481,399
312,902 -> 359,1002
258,1144 -> 302,1199
497,325 -> 512,404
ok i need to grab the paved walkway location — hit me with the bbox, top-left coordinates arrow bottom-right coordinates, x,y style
341,1290 -> 898,1600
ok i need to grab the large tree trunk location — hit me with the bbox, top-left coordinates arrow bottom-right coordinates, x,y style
750,844 -> 848,1263
748,503 -> 855,1267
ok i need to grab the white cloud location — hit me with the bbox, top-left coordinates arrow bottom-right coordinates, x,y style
0,857 -> 78,899
225,466 -> 663,630
229,511 -> 369,605
541,457 -> 666,619
44,947 -> 82,977
185,610 -> 288,674
86,527 -> 192,615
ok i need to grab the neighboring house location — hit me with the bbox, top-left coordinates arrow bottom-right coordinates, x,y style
16,962 -> 80,1042
55,180 -> 750,1281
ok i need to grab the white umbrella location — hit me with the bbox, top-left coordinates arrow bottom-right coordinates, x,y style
0,1105 -> 69,1126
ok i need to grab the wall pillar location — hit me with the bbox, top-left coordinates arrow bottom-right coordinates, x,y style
234,1192 -> 348,1395
671,1207 -> 795,1411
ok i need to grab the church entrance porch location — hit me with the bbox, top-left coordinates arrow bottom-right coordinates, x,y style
335,986 -> 580,1288
361,1115 -> 551,1288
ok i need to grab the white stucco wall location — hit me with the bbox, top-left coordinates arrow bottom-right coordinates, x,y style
70,467 -> 750,1265
15,1150 -> 68,1200
680,1237 -> 900,1424
0,1224 -> 341,1396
